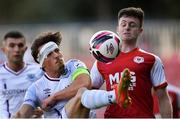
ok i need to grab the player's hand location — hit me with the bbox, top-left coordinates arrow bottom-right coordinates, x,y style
31,107 -> 43,118
41,95 -> 56,111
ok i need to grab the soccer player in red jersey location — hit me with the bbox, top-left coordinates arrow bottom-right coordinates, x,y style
90,7 -> 173,118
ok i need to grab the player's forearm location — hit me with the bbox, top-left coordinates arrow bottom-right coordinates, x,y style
11,104 -> 34,118
11,112 -> 21,118
12,111 -> 31,118
155,87 -> 173,118
53,88 -> 75,101
54,81 -> 89,101
54,74 -> 91,101
159,99 -> 173,118
159,95 -> 173,118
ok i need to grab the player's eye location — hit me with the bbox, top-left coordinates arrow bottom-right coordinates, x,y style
54,48 -> 60,53
120,22 -> 126,27
9,43 -> 15,48
129,22 -> 138,28
47,52 -> 52,57
18,43 -> 24,48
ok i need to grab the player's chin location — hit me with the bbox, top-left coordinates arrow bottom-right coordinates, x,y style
122,37 -> 133,42
56,61 -> 64,67
13,58 -> 23,63
122,34 -> 131,39
58,65 -> 65,74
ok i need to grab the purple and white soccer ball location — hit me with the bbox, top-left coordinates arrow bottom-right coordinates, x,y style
89,30 -> 122,63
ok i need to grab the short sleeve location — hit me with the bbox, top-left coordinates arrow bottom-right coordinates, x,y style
90,61 -> 104,89
151,56 -> 167,90
23,84 -> 39,108
67,59 -> 89,81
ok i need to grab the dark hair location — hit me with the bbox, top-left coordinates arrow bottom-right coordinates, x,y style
31,32 -> 62,63
4,31 -> 25,40
118,7 -> 144,27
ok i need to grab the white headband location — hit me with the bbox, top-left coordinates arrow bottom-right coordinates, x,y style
37,41 -> 59,66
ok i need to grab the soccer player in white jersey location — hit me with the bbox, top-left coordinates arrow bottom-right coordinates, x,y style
13,31 -> 132,118
0,31 -> 43,118
0,48 -> 6,64
12,32 -> 93,118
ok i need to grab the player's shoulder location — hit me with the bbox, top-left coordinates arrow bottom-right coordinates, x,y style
138,48 -> 161,59
138,49 -> 163,66
27,72 -> 45,89
66,59 -> 84,64
34,74 -> 45,84
138,48 -> 155,56
0,63 -> 6,72
0,63 -> 4,68
25,62 -> 43,78
66,59 -> 87,68
0,63 -> 5,74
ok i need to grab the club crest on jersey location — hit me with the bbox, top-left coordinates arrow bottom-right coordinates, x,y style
133,56 -> 144,64
74,62 -> 84,68
27,74 -> 36,81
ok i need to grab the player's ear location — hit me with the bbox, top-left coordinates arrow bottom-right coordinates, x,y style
139,28 -> 143,33
1,40 -> 7,53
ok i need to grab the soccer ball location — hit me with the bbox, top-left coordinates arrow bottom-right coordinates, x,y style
89,30 -> 122,63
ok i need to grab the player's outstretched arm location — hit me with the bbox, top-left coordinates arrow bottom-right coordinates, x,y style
42,73 -> 91,111
155,87 -> 173,118
11,104 -> 34,118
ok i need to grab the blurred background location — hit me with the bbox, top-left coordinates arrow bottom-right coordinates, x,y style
0,0 -> 180,117
0,0 -> 179,86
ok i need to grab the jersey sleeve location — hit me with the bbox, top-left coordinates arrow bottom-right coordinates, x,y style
35,68 -> 44,80
151,56 -> 167,90
32,64 -> 44,80
23,84 -> 39,108
68,59 -> 90,81
90,61 -> 104,89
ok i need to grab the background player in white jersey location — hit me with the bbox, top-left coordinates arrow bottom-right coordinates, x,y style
0,48 -> 6,64
0,31 -> 43,118
90,7 -> 173,118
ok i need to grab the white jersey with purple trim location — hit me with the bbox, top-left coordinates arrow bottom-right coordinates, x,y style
0,62 -> 43,119
23,59 -> 89,118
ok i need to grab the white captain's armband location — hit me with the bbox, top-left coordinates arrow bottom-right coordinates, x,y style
72,68 -> 89,81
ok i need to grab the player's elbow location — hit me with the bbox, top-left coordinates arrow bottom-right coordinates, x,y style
82,79 -> 91,89
76,74 -> 92,89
